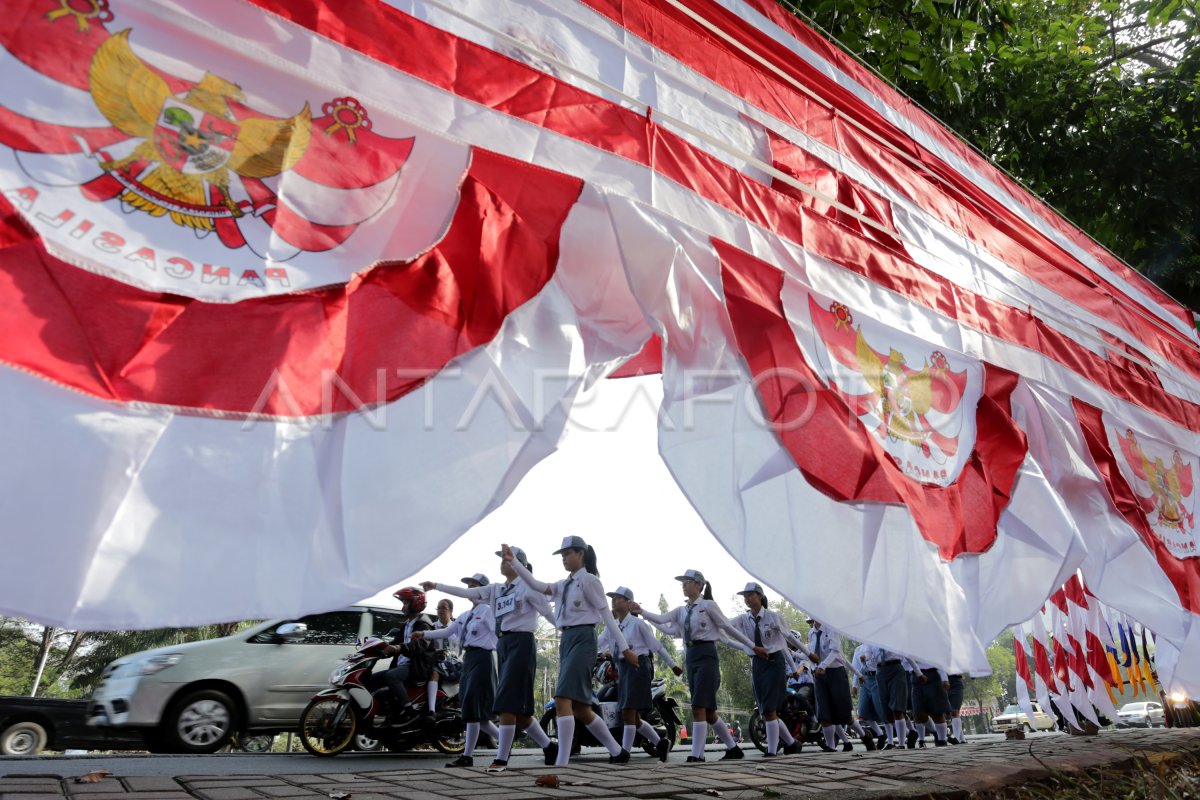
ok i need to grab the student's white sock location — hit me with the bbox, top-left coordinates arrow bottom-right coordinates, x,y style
777,719 -> 795,745
637,720 -> 661,745
822,725 -> 836,749
464,722 -> 480,757
834,725 -> 850,745
893,720 -> 907,744
622,724 -> 636,751
766,720 -> 779,754
951,717 -> 963,739
523,719 -> 550,748
426,680 -> 438,712
712,718 -> 737,749
555,717 -> 575,766
850,720 -> 866,737
585,716 -> 623,757
907,718 -> 917,733
497,724 -> 516,761
934,722 -> 947,742
480,720 -> 499,742
690,722 -> 707,759
915,721 -> 926,740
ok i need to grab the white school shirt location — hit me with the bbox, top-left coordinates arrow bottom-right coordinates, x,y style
423,603 -> 497,651
731,609 -> 806,655
510,561 -> 631,653
641,599 -> 756,649
599,614 -> 677,668
434,578 -> 551,634
808,627 -> 849,671
432,618 -> 461,657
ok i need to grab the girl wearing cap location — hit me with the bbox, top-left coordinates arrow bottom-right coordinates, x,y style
599,586 -> 684,762
632,570 -> 767,763
412,574 -> 498,767
732,583 -> 807,757
422,547 -> 558,772
502,537 -> 639,767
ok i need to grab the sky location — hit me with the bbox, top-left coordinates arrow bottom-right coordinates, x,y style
362,375 -> 762,617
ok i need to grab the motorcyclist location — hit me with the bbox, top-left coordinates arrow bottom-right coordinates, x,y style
368,587 -> 436,721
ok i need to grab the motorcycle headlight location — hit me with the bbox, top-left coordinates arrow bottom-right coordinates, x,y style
139,653 -> 183,676
329,662 -> 353,684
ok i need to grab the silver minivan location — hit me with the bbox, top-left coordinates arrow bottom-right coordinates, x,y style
87,605 -> 409,753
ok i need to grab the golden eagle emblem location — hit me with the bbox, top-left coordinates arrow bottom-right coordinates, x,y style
1118,429 -> 1195,533
88,30 -> 311,231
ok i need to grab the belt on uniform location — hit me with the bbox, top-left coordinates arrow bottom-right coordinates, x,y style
864,670 -> 877,676
562,624 -> 593,630
686,640 -> 716,648
948,674 -> 963,679
497,629 -> 532,638
465,645 -> 492,653
882,659 -> 902,666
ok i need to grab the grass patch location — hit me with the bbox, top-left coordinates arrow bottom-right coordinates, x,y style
968,748 -> 1200,799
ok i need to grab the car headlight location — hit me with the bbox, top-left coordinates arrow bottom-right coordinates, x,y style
139,653 -> 183,676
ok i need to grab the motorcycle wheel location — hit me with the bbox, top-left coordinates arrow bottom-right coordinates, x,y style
298,697 -> 357,757
748,710 -> 768,754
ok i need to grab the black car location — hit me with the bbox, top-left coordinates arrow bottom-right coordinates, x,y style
0,696 -> 147,756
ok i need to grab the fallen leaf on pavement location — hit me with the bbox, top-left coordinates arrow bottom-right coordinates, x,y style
703,791 -> 722,797
329,792 -> 351,799
74,771 -> 111,784
535,774 -> 560,787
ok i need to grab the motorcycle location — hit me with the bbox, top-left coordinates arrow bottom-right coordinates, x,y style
540,655 -> 681,756
748,679 -> 820,754
297,635 -> 465,757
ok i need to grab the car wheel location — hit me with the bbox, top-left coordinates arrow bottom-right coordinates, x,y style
238,734 -> 275,753
0,721 -> 49,756
161,689 -> 238,754
354,733 -> 384,752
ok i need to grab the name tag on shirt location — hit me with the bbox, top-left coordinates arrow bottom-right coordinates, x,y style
495,593 -> 517,618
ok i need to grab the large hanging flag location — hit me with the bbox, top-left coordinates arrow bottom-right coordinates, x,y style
0,0 -> 1198,683
1012,629 -> 1039,729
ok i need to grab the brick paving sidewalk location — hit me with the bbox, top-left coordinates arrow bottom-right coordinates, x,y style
4,729 -> 1200,800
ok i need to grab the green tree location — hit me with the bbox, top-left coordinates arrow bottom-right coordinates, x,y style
782,0 -> 1200,307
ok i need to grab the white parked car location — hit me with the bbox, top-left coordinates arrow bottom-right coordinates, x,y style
87,605 -> 409,753
991,702 -> 1057,732
1117,701 -> 1165,728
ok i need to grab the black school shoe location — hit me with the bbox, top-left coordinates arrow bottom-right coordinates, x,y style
609,749 -> 631,764
784,741 -> 803,755
543,742 -> 558,765
818,741 -> 836,752
446,755 -> 473,768
906,730 -> 919,749
721,746 -> 744,760
842,741 -> 853,752
485,760 -> 507,772
862,735 -> 876,751
686,755 -> 706,762
876,733 -> 888,750
656,738 -> 671,761
946,736 -> 960,745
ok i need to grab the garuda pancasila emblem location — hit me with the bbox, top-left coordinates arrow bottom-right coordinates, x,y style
88,30 -> 311,232
1117,429 -> 1195,533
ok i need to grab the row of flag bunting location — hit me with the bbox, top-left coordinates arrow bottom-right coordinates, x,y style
1013,575 -> 1162,730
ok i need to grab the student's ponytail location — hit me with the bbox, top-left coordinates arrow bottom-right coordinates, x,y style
702,581 -> 714,601
583,545 -> 599,577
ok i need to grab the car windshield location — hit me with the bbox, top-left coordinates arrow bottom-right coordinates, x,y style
1120,703 -> 1147,712
1002,705 -> 1020,714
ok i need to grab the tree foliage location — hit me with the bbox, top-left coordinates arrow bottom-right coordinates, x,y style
782,0 -> 1200,307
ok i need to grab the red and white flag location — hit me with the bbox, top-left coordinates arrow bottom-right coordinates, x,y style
0,0 -> 1198,680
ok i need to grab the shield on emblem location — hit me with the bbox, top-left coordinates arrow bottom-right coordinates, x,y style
153,98 -> 238,174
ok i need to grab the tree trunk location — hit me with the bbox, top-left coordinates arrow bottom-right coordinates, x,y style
30,626 -> 56,697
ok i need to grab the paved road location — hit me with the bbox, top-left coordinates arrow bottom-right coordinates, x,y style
0,732 -> 1025,776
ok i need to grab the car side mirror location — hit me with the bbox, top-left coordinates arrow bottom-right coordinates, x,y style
275,622 -> 308,643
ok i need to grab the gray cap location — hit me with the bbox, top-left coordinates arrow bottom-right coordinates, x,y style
674,569 -> 705,583
737,582 -> 765,596
461,573 -> 489,587
553,535 -> 588,555
606,586 -> 634,601
495,546 -> 529,567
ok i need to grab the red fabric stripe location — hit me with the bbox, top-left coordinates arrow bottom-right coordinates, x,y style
729,0 -> 1190,328
1074,399 -> 1200,614
266,201 -> 358,252
718,238 -> 1026,560
1014,636 -> 1034,687
0,148 -> 582,416
1031,637 -> 1058,693
0,106 -> 128,154
236,0 -> 1200,428
575,0 -> 1198,367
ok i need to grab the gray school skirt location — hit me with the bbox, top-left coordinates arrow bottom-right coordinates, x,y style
459,647 -> 497,722
555,625 -> 598,705
878,660 -> 910,713
493,631 -> 536,716
752,652 -> 787,714
617,654 -> 653,711
947,674 -> 965,711
911,669 -> 951,717
686,641 -> 720,710
814,665 -> 852,724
